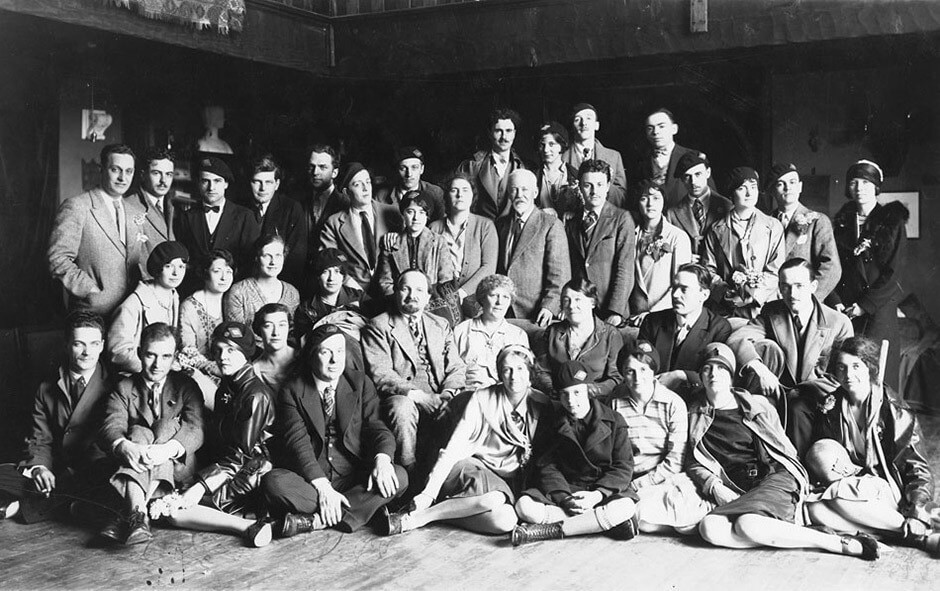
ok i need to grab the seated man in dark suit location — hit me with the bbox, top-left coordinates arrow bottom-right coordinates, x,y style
362,269 -> 467,473
728,258 -> 853,404
638,263 -> 732,401
262,324 -> 408,536
666,150 -> 732,262
174,156 -> 261,294
249,154 -> 308,289
0,312 -> 115,523
375,146 -> 446,222
99,323 -> 205,545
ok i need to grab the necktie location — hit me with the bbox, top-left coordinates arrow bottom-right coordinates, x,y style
505,215 -> 524,269
148,384 -> 161,419
409,316 -> 424,350
583,147 -> 591,161
692,198 -> 706,232
582,210 -> 598,237
155,198 -> 164,215
70,376 -> 86,406
778,211 -> 790,229
203,204 -> 221,214
360,211 -> 376,268
112,198 -> 125,243
793,314 -> 804,336
322,385 -> 336,420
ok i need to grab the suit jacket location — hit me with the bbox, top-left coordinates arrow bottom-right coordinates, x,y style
274,371 -> 395,483
535,320 -> 623,398
375,228 -> 457,296
530,398 -> 634,500
298,185 -> 348,255
666,190 -> 732,259
496,209 -> 571,320
21,364 -> 110,473
362,311 -> 466,398
130,189 -> 175,280
320,202 -> 403,292
47,188 -> 146,316
565,202 -> 635,317
257,193 -> 309,287
375,180 -> 446,222
774,204 -> 841,300
429,214 -> 498,297
457,149 -> 527,219
174,198 -> 261,285
562,139 -> 627,209
100,371 -> 205,477
704,210 -> 786,319
728,297 -> 854,386
639,308 -> 732,385
636,144 -> 715,210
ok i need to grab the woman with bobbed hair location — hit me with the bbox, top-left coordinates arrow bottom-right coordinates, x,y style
251,303 -> 299,393
224,233 -> 300,325
787,336 -> 938,556
828,159 -> 907,388
534,277 -> 623,398
534,122 -> 579,216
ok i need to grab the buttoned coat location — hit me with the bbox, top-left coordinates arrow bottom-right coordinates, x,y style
562,139 -> 628,209
362,311 -> 467,398
666,191 -> 733,259
130,188 -> 175,280
375,180 -> 446,222
257,193 -> 308,287
457,149 -> 527,219
47,188 -> 146,316
565,202 -> 635,318
174,199 -> 261,286
375,228 -> 457,296
636,144 -> 716,210
496,209 -> 571,320
428,214 -> 498,298
320,202 -> 403,292
774,204 -> 841,300
638,308 -> 732,386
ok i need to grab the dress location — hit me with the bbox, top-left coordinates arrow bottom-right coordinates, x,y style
223,277 -> 300,325
452,318 -> 530,390
178,295 -> 223,405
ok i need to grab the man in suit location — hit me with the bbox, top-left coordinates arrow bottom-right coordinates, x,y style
666,150 -> 731,261
562,103 -> 628,209
47,143 -> 146,316
639,108 -> 715,210
99,323 -> 205,545
639,263 -> 732,401
130,147 -> 176,280
174,156 -> 261,294
565,159 -> 635,326
375,146 -> 446,222
0,312 -> 115,523
457,108 -> 527,219
767,163 -> 841,300
320,162 -> 403,293
301,144 -> 348,255
496,170 -> 571,327
249,153 -> 308,288
262,324 -> 408,536
729,258 -> 853,402
361,269 -> 466,472
704,167 -> 786,324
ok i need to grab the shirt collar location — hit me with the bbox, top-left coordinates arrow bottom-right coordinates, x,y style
68,367 -> 96,385
515,207 -> 535,224
314,376 -> 339,394
677,308 -> 703,330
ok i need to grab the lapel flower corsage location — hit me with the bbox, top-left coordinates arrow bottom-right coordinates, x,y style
817,392 -> 837,414
642,236 -> 673,261
853,237 -> 872,260
792,212 -> 817,235
133,214 -> 146,227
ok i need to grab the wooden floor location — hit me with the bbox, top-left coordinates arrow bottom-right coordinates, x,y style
3,416 -> 940,591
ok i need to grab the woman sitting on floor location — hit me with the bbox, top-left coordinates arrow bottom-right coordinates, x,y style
252,303 -> 299,393
691,342 -> 881,560
155,322 -> 275,547
384,345 -> 553,536
224,233 -> 300,325
512,360 -> 638,546
788,336 -> 939,556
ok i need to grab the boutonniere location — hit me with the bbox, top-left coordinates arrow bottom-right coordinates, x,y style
817,393 -> 837,414
135,232 -> 149,243
853,237 -> 872,259
133,214 -> 146,227
792,212 -> 817,235
643,236 -> 673,261
731,269 -> 763,289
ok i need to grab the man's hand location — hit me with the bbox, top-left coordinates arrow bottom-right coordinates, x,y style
844,303 -> 864,319
712,484 -> 740,506
312,479 -> 350,527
747,361 -> 782,398
143,443 -> 177,467
535,308 -> 554,328
657,370 -> 688,391
383,233 -> 400,251
115,440 -> 148,472
30,466 -> 56,497
408,389 -> 444,414
367,455 -> 400,499
604,314 -> 624,328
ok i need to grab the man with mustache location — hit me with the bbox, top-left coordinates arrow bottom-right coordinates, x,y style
131,147 -> 177,280
48,143 -> 147,316
457,108 -> 527,219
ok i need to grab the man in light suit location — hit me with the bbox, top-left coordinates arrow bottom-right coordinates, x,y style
375,146 -> 446,222
362,270 -> 466,472
729,258 -> 853,403
457,108 -> 527,220
666,150 -> 732,261
565,159 -> 635,326
320,162 -> 403,294
767,163 -> 841,300
174,156 -> 261,294
638,108 -> 715,210
496,170 -> 571,328
249,153 -> 308,289
262,324 -> 408,536
704,167 -> 786,324
562,103 -> 628,209
0,312 -> 116,523
47,143 -> 146,316
99,323 -> 205,545
130,147 -> 176,279
638,263 -> 732,401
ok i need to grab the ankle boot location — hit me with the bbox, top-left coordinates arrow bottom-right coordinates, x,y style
281,512 -> 324,538
511,522 -> 564,547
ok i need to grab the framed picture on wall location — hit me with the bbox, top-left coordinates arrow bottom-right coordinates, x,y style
878,191 -> 920,239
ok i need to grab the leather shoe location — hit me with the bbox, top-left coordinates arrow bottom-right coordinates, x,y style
605,514 -> 639,541
124,510 -> 153,545
280,513 -> 323,538
383,507 -> 409,536
245,520 -> 273,548
0,500 -> 20,520
98,515 -> 125,543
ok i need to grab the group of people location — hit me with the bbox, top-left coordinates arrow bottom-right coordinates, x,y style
0,103 -> 934,563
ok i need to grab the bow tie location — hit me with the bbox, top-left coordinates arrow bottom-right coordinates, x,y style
203,205 -> 221,214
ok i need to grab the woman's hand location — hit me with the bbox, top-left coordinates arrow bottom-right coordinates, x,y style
712,484 -> 740,506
